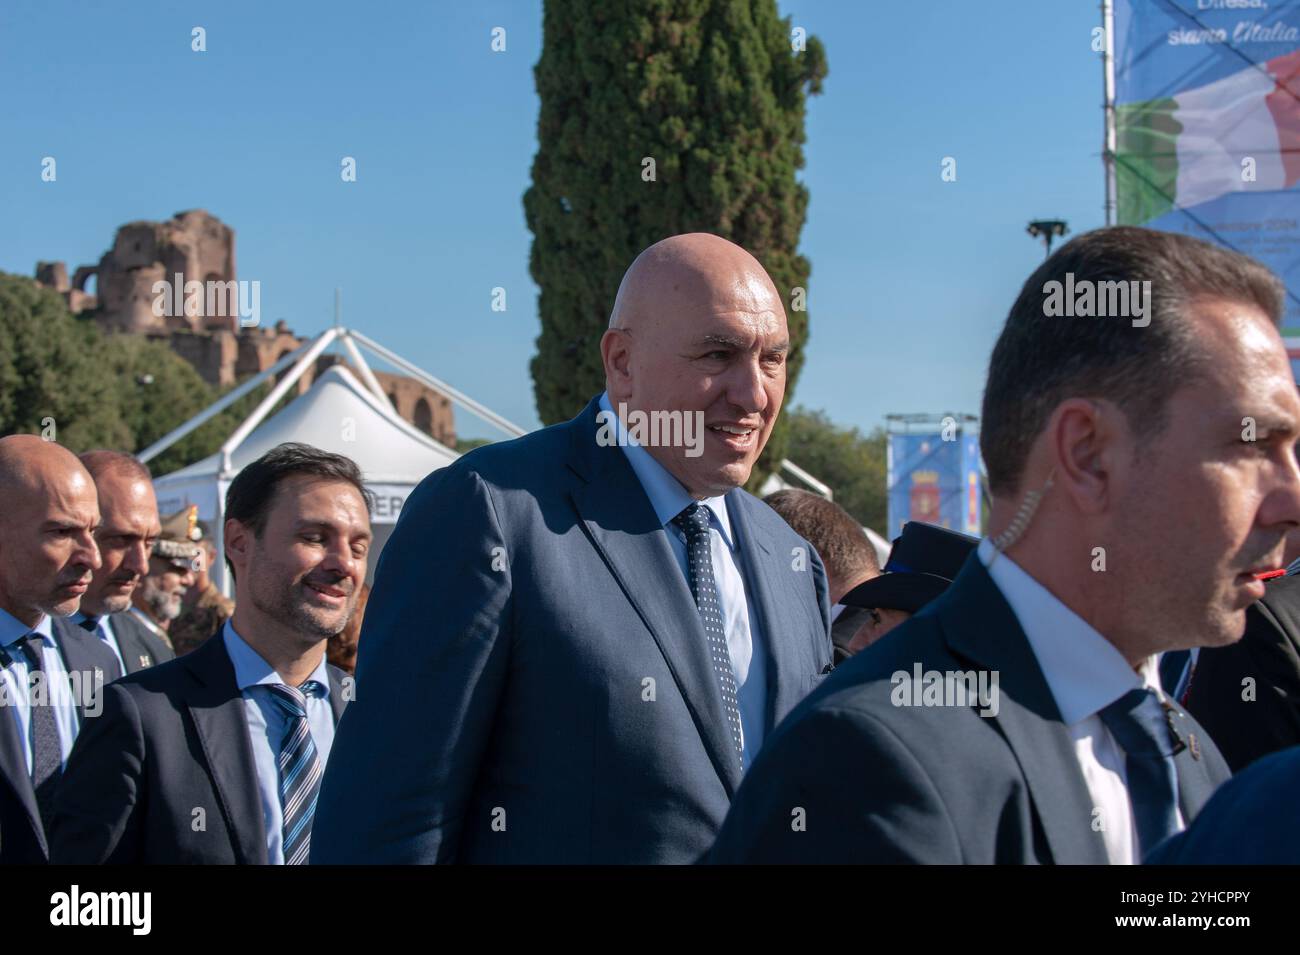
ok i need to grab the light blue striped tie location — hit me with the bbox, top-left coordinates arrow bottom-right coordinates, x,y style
269,681 -> 324,866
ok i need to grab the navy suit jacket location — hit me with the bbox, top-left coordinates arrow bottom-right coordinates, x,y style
1147,744 -> 1300,864
106,612 -> 175,673
709,554 -> 1231,863
311,397 -> 833,863
49,632 -> 348,864
0,620 -> 120,864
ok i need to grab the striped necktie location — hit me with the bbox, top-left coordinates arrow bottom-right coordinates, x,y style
672,503 -> 744,766
268,681 -> 324,865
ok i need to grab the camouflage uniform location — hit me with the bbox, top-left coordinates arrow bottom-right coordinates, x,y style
169,583 -> 234,657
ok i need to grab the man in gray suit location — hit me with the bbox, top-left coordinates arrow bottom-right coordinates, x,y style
51,451 -> 174,675
711,227 -> 1296,863
312,233 -> 833,864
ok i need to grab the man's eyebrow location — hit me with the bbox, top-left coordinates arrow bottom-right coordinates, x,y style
1235,414 -> 1300,438
41,519 -> 83,531
692,334 -> 790,352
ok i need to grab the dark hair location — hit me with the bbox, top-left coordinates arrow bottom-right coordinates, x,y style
764,488 -> 879,587
79,450 -> 152,484
980,226 -> 1285,497
224,442 -> 372,580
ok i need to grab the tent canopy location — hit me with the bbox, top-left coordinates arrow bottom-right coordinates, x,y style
153,364 -> 461,593
158,363 -> 455,485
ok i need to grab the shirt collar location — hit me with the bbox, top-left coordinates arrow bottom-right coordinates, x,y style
977,538 -> 1159,725
221,620 -> 331,697
0,607 -> 52,649
597,392 -> 734,549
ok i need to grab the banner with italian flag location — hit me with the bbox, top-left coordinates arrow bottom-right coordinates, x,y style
1114,0 -> 1300,371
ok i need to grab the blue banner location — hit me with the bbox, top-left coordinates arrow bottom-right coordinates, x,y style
886,431 -> 982,540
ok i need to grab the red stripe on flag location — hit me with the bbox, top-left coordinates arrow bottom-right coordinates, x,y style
1266,50 -> 1300,188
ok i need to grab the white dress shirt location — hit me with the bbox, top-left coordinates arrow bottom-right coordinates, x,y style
599,392 -> 769,769
979,539 -> 1184,864
0,608 -> 80,774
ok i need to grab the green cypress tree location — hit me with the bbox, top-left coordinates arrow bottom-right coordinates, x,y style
524,0 -> 826,487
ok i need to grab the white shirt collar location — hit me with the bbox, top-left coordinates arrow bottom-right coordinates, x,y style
221,620 -> 332,696
977,538 -> 1160,725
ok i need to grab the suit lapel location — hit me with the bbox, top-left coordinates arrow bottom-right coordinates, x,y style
938,557 -> 1110,864
1169,703 -> 1227,822
52,621 -> 114,713
112,613 -> 162,673
567,399 -> 744,796
0,685 -> 45,856
183,636 -> 269,865
326,665 -> 348,724
727,492 -> 798,732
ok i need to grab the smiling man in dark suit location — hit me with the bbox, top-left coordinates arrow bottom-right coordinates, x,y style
312,233 -> 833,864
711,227 -> 1293,864
0,435 -> 119,864
50,443 -> 370,864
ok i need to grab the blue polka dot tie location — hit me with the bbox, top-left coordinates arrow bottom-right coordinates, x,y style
269,681 -> 325,865
672,504 -> 744,766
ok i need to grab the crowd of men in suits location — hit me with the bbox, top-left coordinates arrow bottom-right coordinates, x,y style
4,225 -> 1300,865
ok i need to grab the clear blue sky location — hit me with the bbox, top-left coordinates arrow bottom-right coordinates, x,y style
0,0 -> 1106,443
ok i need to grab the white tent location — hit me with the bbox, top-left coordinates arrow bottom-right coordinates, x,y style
142,325 -> 526,595
154,361 -> 458,519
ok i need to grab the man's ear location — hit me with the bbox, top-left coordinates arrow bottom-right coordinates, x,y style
600,328 -> 633,400
223,518 -> 249,578
1048,398 -> 1121,515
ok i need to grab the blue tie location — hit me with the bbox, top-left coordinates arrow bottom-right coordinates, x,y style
1098,687 -> 1181,857
672,504 -> 744,766
268,681 -> 324,865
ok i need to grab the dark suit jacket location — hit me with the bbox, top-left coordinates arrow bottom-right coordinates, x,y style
311,397 -> 833,864
1147,744 -> 1300,864
0,620 -> 120,864
708,554 -> 1231,863
1184,573 -> 1300,772
48,632 -> 347,864
107,612 -> 175,673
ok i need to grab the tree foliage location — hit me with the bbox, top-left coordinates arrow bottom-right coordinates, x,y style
0,271 -> 267,475
525,0 -> 827,488
784,406 -> 887,532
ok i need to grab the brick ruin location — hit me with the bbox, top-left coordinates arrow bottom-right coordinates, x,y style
34,210 -> 455,447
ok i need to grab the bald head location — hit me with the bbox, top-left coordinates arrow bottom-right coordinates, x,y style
600,234 -> 789,498
609,233 -> 784,333
0,434 -> 102,625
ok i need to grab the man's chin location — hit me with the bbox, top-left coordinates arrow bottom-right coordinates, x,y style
96,595 -> 133,616
291,604 -> 348,641
687,460 -> 755,497
47,597 -> 81,618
